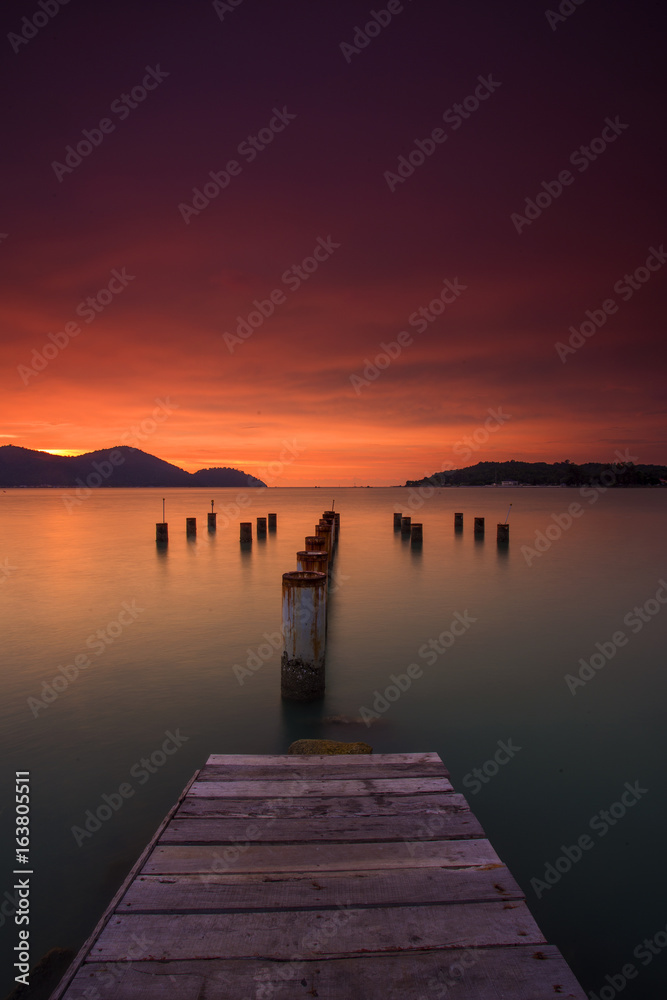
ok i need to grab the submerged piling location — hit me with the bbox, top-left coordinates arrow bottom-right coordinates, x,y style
281,571 -> 327,700
474,517 -> 485,535
208,513 -> 217,530
155,522 -> 168,543
305,535 -> 322,552
186,517 -> 196,537
400,516 -> 411,534
454,512 -> 463,529
393,512 -> 403,530
497,523 -> 510,543
257,517 -> 267,537
411,523 -> 423,543
268,513 -> 277,531
240,522 -> 252,543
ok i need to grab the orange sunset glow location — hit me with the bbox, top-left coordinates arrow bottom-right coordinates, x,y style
1,3 -> 665,484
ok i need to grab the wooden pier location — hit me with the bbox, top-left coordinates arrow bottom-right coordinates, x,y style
51,752 -> 586,998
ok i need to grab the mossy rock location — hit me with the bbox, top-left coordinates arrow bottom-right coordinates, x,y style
288,739 -> 372,755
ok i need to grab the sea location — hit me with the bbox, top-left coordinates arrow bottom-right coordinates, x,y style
1,486 -> 666,998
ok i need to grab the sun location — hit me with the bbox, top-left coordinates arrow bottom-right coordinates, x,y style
41,449 -> 87,457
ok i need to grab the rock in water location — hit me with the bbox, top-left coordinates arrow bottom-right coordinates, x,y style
288,739 -> 372,755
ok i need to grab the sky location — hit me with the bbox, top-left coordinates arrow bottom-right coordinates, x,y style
1,0 -> 665,485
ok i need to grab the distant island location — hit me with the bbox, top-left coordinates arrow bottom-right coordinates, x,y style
405,459 -> 667,488
0,445 -> 267,488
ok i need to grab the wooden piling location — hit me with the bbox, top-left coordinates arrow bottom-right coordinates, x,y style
268,513 -> 277,531
155,522 -> 168,543
393,512 -> 403,529
240,522 -> 252,543
411,523 -> 423,543
257,517 -> 267,536
186,517 -> 196,536
497,523 -> 510,543
400,516 -> 411,534
208,513 -> 217,530
474,517 -> 485,535
454,512 -> 463,529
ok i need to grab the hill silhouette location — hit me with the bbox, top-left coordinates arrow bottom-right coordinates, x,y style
0,446 -> 266,488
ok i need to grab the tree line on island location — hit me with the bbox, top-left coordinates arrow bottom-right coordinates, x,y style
405,459 -> 667,488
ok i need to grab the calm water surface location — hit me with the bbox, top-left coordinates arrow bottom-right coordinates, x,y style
1,487 -> 666,997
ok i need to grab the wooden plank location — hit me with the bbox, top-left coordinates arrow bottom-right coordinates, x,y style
176,790 -> 463,819
205,751 -> 446,769
197,759 -> 449,781
63,948 -> 587,999
187,776 -> 452,798
159,809 -> 484,844
49,769 -> 201,1000
142,838 -> 501,875
119,866 -> 524,912
89,901 -> 546,962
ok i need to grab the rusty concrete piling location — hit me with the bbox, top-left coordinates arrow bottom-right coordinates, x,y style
400,516 -> 411,534
268,513 -> 277,531
240,522 -> 252,543
305,535 -> 322,552
393,512 -> 403,530
281,571 -> 327,700
334,512 -> 340,538
411,523 -> 423,543
208,513 -> 217,530
186,517 -> 197,537
454,512 -> 463,529
155,522 -> 168,543
297,550 -> 328,574
257,516 -> 267,537
316,527 -> 332,557
474,517 -> 485,535
497,523 -> 510,543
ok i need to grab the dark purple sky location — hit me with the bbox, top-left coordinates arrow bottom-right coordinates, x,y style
1,0 -> 665,483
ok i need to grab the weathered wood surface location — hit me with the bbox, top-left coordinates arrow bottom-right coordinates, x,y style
51,753 -> 587,999
188,776 -> 453,797
118,867 -> 524,911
